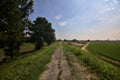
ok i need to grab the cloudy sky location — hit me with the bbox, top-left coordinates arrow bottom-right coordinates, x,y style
29,0 -> 120,40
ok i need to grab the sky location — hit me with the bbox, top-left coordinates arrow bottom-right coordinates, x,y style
29,0 -> 120,40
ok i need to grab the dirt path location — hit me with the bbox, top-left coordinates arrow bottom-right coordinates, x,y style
81,42 -> 90,52
40,43 -> 72,80
66,54 -> 98,80
81,42 -> 120,67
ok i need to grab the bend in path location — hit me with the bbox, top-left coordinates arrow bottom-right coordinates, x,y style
81,42 -> 120,67
81,42 -> 90,52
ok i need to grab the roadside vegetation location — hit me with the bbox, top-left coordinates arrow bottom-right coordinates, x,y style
63,42 -> 120,80
0,42 -> 58,80
87,42 -> 120,61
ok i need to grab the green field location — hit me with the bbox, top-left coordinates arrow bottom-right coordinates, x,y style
0,42 -> 58,80
87,42 -> 120,61
20,43 -> 35,53
0,43 -> 35,59
63,42 -> 120,80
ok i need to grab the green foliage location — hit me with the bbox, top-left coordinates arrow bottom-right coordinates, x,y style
0,0 -> 33,57
63,42 -> 120,80
87,42 -> 120,61
0,42 -> 58,80
30,17 -> 56,50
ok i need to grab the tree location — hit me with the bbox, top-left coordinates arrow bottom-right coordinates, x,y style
0,0 -> 33,57
30,17 -> 56,50
43,23 -> 56,45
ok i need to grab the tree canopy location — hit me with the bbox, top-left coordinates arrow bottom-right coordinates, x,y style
0,0 -> 56,57
30,17 -> 56,50
0,0 -> 33,57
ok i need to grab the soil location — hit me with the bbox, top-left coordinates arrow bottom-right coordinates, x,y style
67,55 -> 98,80
40,43 -> 72,80
81,42 -> 90,52
40,42 -> 99,80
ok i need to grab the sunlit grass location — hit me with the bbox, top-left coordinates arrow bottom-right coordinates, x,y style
0,42 -> 59,80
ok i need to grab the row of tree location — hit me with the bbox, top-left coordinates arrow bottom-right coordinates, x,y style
0,0 -> 56,58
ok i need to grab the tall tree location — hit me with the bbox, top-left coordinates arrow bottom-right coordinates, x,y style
0,0 -> 33,57
30,17 -> 56,50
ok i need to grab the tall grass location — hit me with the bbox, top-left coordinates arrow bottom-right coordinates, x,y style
0,42 -> 59,80
63,42 -> 120,80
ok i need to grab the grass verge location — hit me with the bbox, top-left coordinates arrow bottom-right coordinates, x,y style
0,42 -> 59,80
63,42 -> 120,80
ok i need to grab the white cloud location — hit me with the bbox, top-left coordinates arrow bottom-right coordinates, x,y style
58,21 -> 67,26
54,15 -> 62,20
104,0 -> 109,2
105,7 -> 114,10
100,7 -> 115,14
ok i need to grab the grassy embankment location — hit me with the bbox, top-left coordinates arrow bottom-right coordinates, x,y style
63,42 -> 120,80
0,42 -> 59,80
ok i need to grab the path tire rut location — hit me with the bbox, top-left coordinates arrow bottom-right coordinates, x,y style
40,43 -> 72,80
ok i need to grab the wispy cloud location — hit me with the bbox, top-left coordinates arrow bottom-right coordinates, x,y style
54,15 -> 62,20
104,0 -> 109,2
100,7 -> 115,14
58,21 -> 67,27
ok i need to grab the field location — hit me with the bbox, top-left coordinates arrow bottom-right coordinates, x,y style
20,43 -> 35,53
0,43 -> 35,60
87,41 -> 120,61
0,42 -> 58,80
63,42 -> 120,80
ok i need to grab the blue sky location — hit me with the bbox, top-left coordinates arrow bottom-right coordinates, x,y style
29,0 -> 120,40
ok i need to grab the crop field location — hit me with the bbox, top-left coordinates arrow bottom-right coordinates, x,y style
87,42 -> 120,61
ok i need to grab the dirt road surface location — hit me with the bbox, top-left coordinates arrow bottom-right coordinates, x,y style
67,55 -> 98,80
40,42 -> 99,80
81,42 -> 90,52
40,43 -> 72,80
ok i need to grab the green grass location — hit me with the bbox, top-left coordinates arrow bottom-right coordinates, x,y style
63,42 -> 120,80
87,42 -> 120,61
20,43 -> 35,53
0,49 -> 4,57
0,43 -> 35,59
0,42 -> 59,80
0,49 -> 5,59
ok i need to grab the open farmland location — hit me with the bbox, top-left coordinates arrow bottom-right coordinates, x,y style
87,42 -> 120,61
